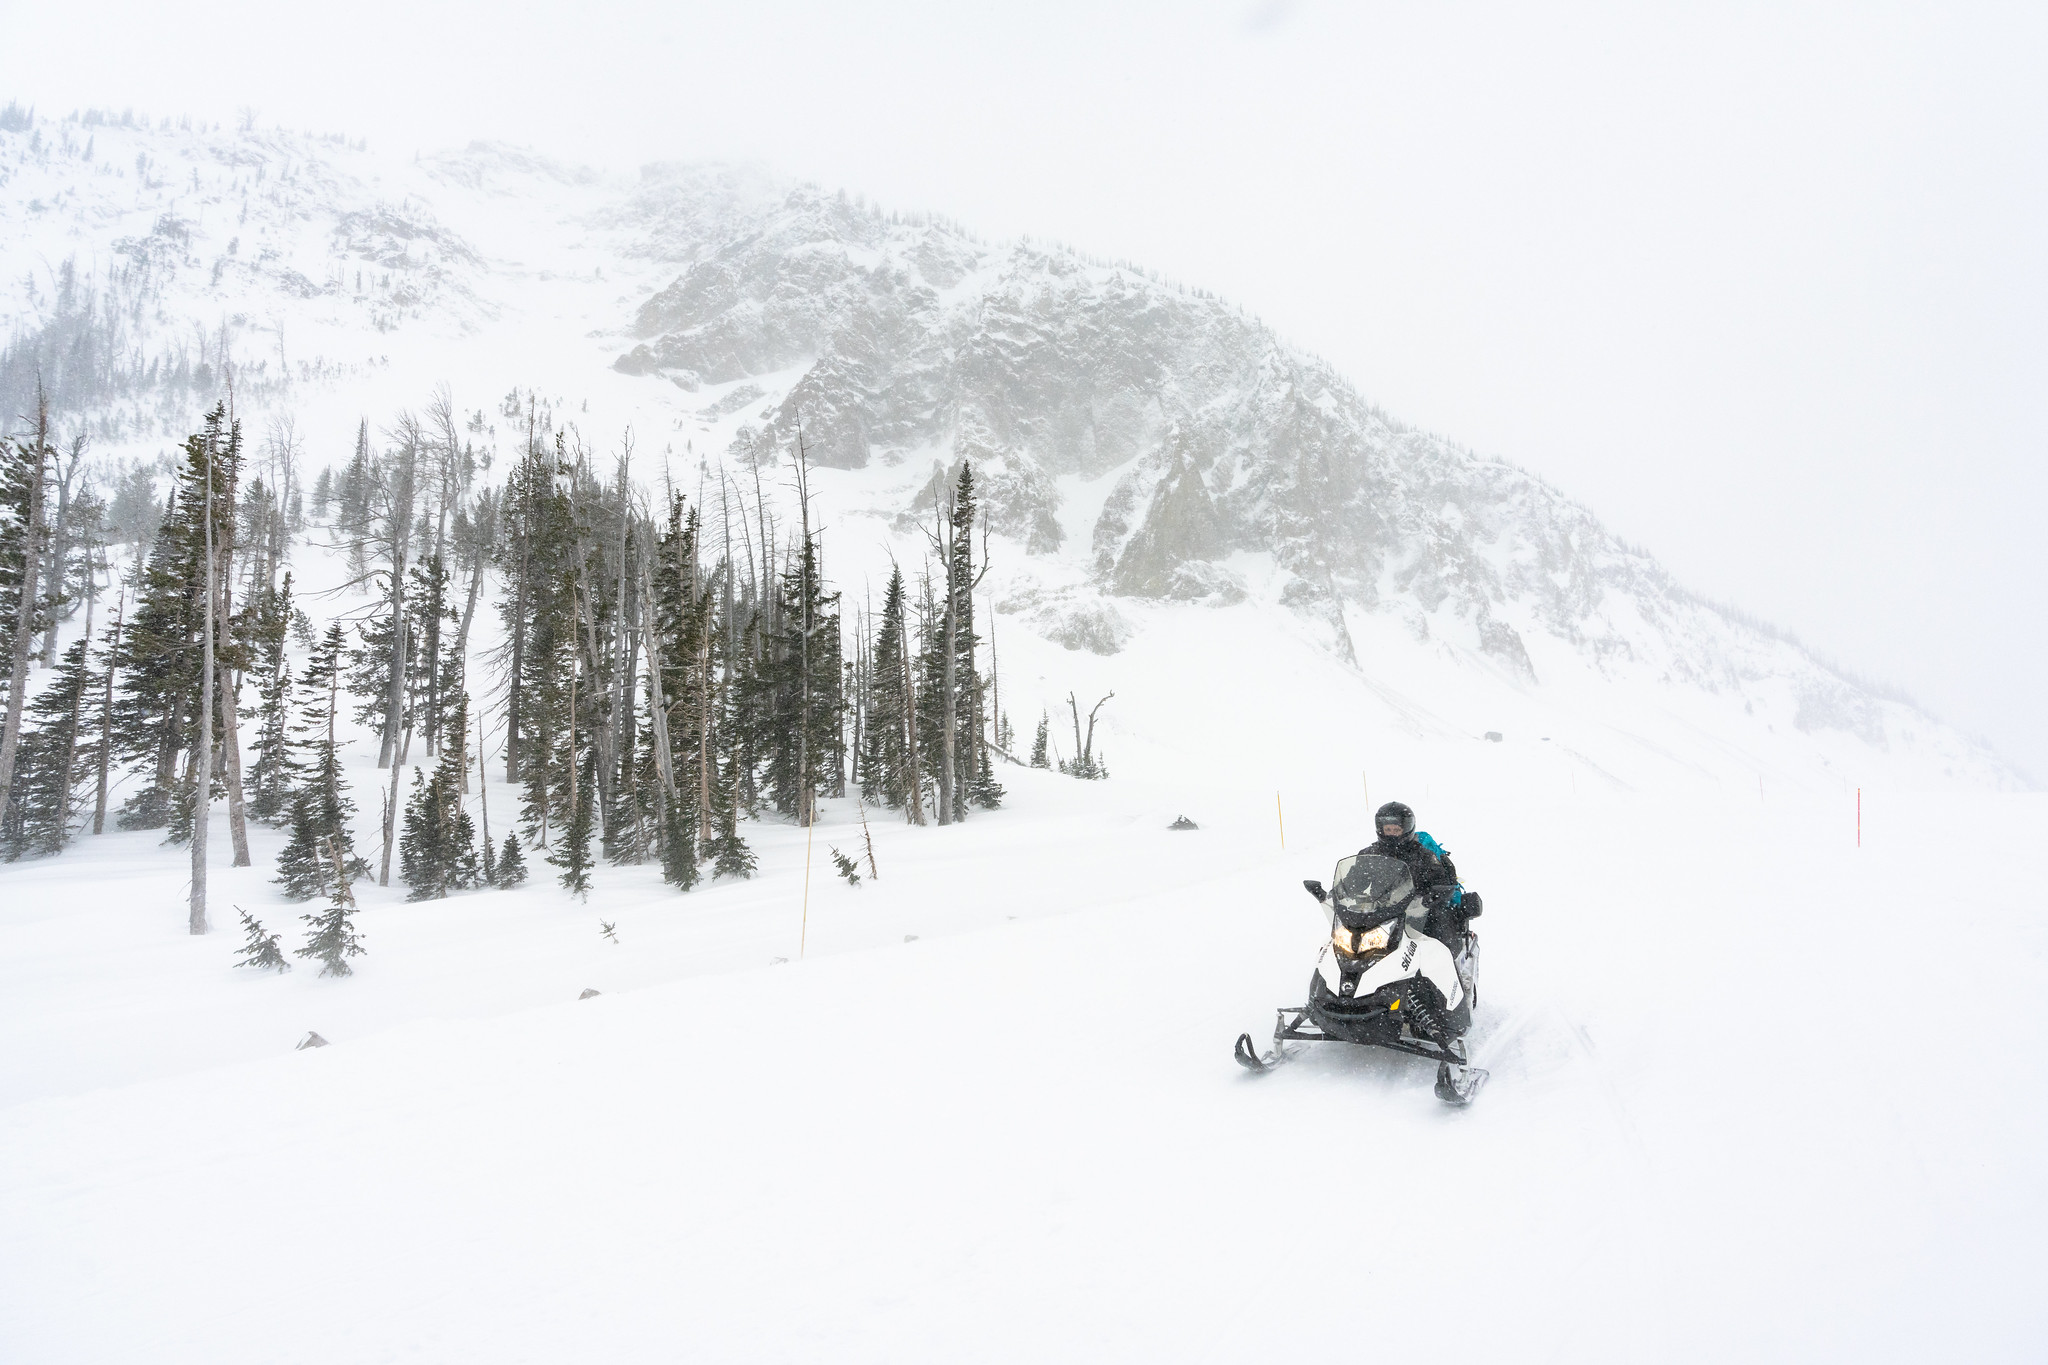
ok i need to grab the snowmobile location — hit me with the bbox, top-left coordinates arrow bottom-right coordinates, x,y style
1234,852 -> 1488,1105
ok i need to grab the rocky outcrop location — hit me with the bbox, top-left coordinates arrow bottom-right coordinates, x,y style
603,183 -> 1776,693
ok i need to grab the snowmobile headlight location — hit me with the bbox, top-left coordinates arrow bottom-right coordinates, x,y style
1332,921 -> 1393,959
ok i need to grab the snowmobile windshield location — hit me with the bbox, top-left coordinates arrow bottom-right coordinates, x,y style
1330,853 -> 1414,930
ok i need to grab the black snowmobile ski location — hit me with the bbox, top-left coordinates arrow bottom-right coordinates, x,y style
1236,1035 -> 1302,1080
1233,1031 -> 1274,1072
1234,1004 -> 1489,1103
1434,1061 -> 1488,1106
1431,1036 -> 1489,1105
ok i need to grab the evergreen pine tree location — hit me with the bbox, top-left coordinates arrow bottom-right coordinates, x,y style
398,695 -> 479,900
0,636 -> 100,859
912,568 -> 948,817
830,846 -> 861,887
274,791 -> 332,900
295,839 -> 366,977
337,421 -> 373,581
0,424 -> 47,684
112,405 -> 242,832
232,905 -> 289,972
860,565 -> 914,810
945,464 -> 1002,813
705,751 -> 756,880
496,831 -> 528,887
405,552 -> 459,757
969,740 -> 1005,809
273,624 -> 363,898
659,797 -> 700,891
763,529 -> 844,822
498,435 -> 576,846
1030,712 -> 1050,768
344,599 -> 410,738
548,747 -> 596,898
243,573 -> 295,821
647,493 -> 717,871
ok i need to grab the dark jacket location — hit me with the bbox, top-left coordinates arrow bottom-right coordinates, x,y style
1361,833 -> 1459,907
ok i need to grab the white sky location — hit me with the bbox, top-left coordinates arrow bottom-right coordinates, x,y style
12,0 -> 2047,778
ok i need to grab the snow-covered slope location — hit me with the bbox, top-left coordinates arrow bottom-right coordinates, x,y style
0,112 -> 2013,790
3,768 -> 2043,1363
2,110 -> 2043,1365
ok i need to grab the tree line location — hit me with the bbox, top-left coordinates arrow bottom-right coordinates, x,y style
1,391 -> 1063,965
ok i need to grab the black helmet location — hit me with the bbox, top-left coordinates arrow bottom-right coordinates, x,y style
1374,801 -> 1415,840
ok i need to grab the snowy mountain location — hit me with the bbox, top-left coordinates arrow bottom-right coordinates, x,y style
0,110 -> 2015,789
4,109 -> 2043,1365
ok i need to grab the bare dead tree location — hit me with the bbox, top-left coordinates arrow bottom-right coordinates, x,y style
375,414 -> 419,768
1066,690 -> 1113,778
92,592 -> 122,834
37,433 -> 87,666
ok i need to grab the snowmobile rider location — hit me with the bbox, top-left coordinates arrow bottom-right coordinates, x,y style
1364,801 -> 1480,948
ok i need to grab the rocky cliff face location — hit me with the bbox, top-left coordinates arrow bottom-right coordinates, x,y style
609,180 -> 1789,704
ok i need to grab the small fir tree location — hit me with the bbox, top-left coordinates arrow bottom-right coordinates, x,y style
496,832 -> 528,888
705,752 -> 757,880
295,838 -> 366,977
242,574 -> 295,822
660,799 -> 700,891
232,906 -> 290,972
274,791 -> 334,900
830,846 -> 861,887
548,748 -> 597,898
273,624 -> 363,897
1029,713 -> 1050,769
1,636 -> 100,859
398,696 -> 479,901
859,566 -> 914,810
969,742 -> 1005,810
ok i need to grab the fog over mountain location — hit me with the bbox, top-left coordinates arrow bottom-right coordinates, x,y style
0,112 -> 2013,787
